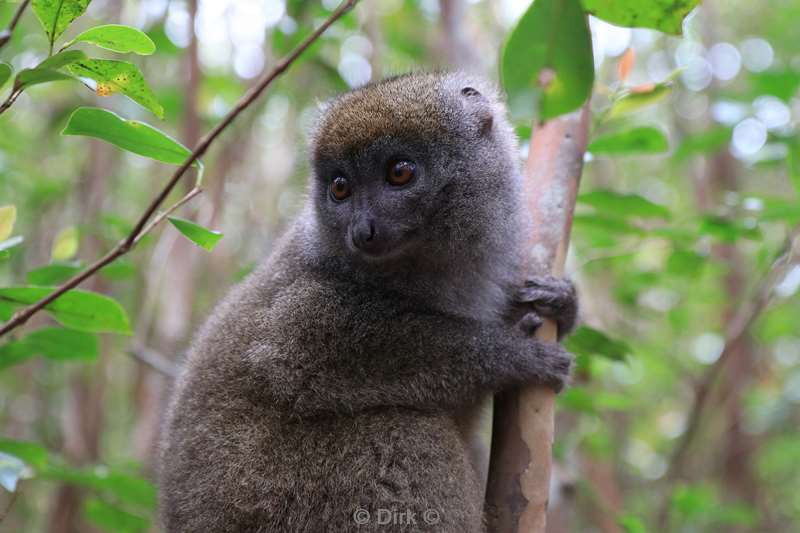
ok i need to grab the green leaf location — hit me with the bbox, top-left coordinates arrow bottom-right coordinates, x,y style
96,472 -> 157,509
667,249 -> 706,277
558,387 -> 596,413
675,127 -> 731,160
0,287 -> 131,334
572,213 -> 643,248
0,451 -> 29,492
0,342 -> 37,371
501,0 -> 594,121
25,327 -> 98,361
27,263 -> 82,285
711,503 -> 760,526
67,59 -> 164,118
753,196 -> 800,224
581,0 -> 700,35
0,206 -> 17,241
573,214 -> 643,236
0,299 -> 13,321
757,300 -> 800,342
66,24 -> 156,55
789,140 -> 800,195
559,388 -> 632,413
14,68 -> 75,90
0,440 -> 49,470
671,484 -> 717,519
31,0 -> 92,46
51,226 -> 79,261
0,63 -> 11,89
619,515 -> 648,533
699,216 -> 760,243
83,498 -> 149,533
578,190 -> 670,219
609,82 -> 671,118
62,107 -> 194,165
565,325 -> 631,361
44,465 -> 156,509
588,126 -> 668,155
168,217 -> 223,251
36,50 -> 87,70
515,123 -> 532,141
750,70 -> 800,102
101,260 -> 136,280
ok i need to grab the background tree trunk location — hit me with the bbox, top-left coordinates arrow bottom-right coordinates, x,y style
131,0 -> 202,469
46,138 -> 114,533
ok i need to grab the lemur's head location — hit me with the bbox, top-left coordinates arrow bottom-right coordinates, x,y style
308,72 -> 524,271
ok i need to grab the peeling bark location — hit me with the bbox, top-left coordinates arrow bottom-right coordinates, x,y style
486,106 -> 590,533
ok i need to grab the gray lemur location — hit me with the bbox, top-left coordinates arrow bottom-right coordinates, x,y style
158,72 -> 577,533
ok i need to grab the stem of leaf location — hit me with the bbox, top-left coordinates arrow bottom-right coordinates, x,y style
0,89 -> 22,116
0,0 -> 31,51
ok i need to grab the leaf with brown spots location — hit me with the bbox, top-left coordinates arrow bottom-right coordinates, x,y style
67,59 -> 164,118
31,0 -> 91,48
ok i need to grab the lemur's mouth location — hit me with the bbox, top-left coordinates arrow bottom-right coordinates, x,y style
346,230 -> 420,263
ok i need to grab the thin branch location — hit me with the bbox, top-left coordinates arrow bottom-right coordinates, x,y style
0,79 -> 100,117
0,88 -> 21,115
133,186 -> 202,245
666,227 -> 800,478
0,482 -> 19,523
655,227 -> 800,529
0,0 -> 30,50
0,0 -> 358,339
127,344 -> 180,378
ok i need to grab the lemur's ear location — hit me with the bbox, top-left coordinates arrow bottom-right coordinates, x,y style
460,86 -> 494,137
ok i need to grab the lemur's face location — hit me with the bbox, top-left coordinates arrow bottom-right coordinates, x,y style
312,134 -> 443,262
310,74 -> 507,264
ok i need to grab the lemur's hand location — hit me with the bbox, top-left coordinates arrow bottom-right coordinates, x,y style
512,276 -> 577,340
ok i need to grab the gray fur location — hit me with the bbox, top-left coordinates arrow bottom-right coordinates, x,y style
158,72 -> 576,533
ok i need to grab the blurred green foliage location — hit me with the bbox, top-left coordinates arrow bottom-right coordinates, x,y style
0,0 -> 799,531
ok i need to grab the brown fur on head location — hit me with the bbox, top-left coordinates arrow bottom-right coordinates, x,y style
306,72 -> 527,319
311,72 -> 511,160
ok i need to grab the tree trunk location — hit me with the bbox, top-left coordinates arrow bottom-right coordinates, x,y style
486,106 -> 590,532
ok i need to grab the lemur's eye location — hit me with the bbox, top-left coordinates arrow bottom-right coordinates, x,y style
387,160 -> 416,187
330,176 -> 351,201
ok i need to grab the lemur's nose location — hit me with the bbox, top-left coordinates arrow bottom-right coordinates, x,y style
351,217 -> 378,252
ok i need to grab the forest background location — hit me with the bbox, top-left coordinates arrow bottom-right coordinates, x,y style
1,0 -> 799,531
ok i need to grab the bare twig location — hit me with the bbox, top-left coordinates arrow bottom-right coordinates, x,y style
0,0 -> 358,338
128,344 -> 180,378
0,88 -> 22,115
0,0 -> 30,50
0,78 -> 101,117
133,186 -> 202,245
666,227 -> 800,478
655,227 -> 800,528
0,481 -> 20,523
